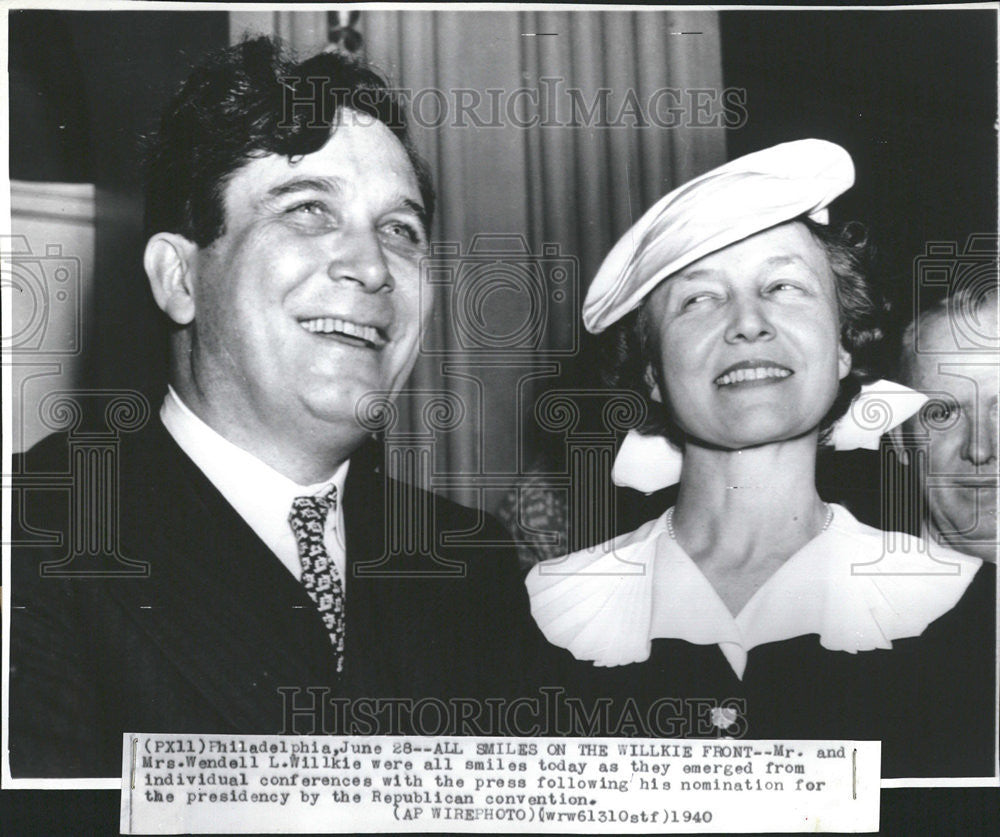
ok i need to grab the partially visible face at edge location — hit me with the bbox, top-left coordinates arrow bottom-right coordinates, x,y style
900,298 -> 998,561
642,222 -> 852,451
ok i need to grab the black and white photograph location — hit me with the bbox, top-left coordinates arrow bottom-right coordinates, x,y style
2,2 -> 997,833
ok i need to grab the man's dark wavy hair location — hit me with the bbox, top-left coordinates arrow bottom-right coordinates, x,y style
602,217 -> 889,444
142,36 -> 435,247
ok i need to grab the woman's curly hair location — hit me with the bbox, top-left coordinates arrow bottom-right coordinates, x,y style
601,217 -> 889,444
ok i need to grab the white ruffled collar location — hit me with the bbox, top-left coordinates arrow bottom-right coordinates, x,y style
525,504 -> 982,679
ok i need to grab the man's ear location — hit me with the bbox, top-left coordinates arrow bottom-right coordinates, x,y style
644,364 -> 663,403
144,233 -> 199,325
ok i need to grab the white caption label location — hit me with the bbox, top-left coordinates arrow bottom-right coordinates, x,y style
120,734 -> 879,833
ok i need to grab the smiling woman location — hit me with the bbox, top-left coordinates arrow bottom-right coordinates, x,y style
642,223 -> 851,454
526,140 -> 996,780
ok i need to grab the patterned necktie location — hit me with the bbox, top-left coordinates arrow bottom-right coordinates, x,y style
288,485 -> 345,672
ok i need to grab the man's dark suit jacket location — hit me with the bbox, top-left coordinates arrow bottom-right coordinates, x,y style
9,418 -> 534,777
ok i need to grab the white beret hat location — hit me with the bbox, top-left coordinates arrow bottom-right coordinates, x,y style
581,139 -> 855,334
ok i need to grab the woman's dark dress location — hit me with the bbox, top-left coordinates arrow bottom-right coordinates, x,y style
529,512 -> 996,780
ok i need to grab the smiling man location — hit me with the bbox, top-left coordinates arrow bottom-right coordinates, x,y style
9,38 -> 532,778
147,110 -> 429,483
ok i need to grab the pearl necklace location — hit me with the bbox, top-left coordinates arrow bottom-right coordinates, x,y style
664,504 -> 834,540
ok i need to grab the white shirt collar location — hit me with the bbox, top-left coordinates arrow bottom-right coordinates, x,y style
526,504 -> 982,679
160,386 -> 349,582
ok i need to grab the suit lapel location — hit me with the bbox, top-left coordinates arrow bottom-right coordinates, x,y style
341,438 -> 468,699
105,421 -> 341,730
341,436 -> 428,696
